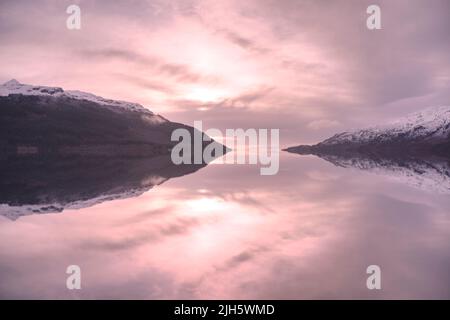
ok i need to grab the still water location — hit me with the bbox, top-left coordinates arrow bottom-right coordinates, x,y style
0,152 -> 449,299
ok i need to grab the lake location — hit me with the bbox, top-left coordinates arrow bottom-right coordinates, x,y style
0,152 -> 449,299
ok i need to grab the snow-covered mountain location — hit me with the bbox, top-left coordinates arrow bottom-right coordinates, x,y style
0,79 -> 215,158
321,106 -> 450,145
285,106 -> 450,156
0,79 -> 157,116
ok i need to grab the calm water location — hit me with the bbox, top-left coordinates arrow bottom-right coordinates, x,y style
1,152 -> 450,299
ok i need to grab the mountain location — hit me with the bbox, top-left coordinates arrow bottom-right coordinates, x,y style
285,106 -> 450,194
0,79 -> 213,158
0,79 -> 224,219
0,79 -> 156,114
285,106 -> 450,156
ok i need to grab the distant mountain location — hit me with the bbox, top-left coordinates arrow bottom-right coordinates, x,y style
285,106 -> 450,194
0,79 -> 213,158
285,106 -> 450,156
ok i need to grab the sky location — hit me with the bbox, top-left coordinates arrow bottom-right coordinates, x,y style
1,0 -> 449,146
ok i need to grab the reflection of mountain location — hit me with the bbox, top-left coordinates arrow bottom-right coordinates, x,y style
0,79 -> 225,220
308,153 -> 450,194
285,106 -> 450,193
0,155 -> 207,220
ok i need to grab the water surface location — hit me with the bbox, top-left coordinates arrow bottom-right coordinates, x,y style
1,152 -> 450,299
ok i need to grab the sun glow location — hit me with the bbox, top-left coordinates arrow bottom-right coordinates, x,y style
184,87 -> 226,103
186,197 -> 227,213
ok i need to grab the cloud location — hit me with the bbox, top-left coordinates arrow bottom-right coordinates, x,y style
113,73 -> 175,94
80,48 -> 217,84
0,0 -> 449,142
215,28 -> 269,54
169,87 -> 275,112
307,119 -> 341,130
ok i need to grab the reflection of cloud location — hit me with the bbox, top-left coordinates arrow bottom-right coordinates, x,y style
115,207 -> 173,225
222,192 -> 274,214
174,245 -> 272,298
306,170 -> 340,182
218,246 -> 270,271
80,216 -> 202,252
79,233 -> 158,252
83,268 -> 176,299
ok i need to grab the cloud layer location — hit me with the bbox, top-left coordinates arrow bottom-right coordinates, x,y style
1,0 -> 449,145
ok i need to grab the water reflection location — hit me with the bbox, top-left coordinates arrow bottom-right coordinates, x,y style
0,155 -> 207,220
286,149 -> 450,194
0,153 -> 449,299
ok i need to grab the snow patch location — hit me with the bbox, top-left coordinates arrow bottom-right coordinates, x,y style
321,106 -> 450,145
0,79 -> 158,116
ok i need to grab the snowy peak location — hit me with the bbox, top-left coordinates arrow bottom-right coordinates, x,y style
1,79 -> 64,96
321,106 -> 450,146
3,79 -> 21,86
0,79 -> 154,115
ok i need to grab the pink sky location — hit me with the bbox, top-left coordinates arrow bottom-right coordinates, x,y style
1,0 -> 449,145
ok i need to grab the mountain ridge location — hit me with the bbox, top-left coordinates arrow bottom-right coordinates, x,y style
285,106 -> 450,157
0,79 -> 157,116
0,79 -> 218,159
